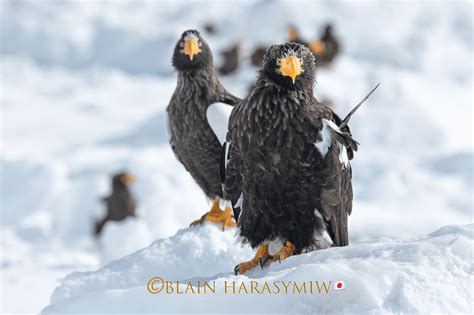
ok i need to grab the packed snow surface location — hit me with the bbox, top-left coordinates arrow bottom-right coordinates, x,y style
0,0 -> 472,313
43,224 -> 473,314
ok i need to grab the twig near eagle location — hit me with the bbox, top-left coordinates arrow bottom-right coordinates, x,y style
339,82 -> 380,130
167,30 -> 241,231
220,43 -> 378,275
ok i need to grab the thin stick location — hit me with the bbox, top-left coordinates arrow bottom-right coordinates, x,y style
339,83 -> 380,129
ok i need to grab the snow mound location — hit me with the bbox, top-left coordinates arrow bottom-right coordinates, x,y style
100,217 -> 153,265
49,224 -> 252,306
43,224 -> 473,314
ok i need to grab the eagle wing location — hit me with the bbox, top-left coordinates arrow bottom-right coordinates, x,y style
221,102 -> 245,221
207,87 -> 241,145
307,105 -> 357,246
211,81 -> 241,106
212,90 -> 241,106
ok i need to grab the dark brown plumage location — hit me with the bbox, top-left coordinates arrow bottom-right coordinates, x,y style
168,30 -> 240,229
222,43 -> 357,274
94,172 -> 137,236
218,43 -> 240,76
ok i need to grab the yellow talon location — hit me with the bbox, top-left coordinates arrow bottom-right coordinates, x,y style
234,244 -> 270,275
272,241 -> 295,263
234,241 -> 296,275
189,199 -> 236,231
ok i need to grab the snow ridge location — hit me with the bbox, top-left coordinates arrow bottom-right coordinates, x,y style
42,224 -> 473,314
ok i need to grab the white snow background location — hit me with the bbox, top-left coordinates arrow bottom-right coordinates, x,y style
0,0 -> 472,313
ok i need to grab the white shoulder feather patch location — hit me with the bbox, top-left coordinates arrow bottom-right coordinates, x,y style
314,119 -> 349,168
206,103 -> 233,145
314,119 -> 333,157
324,118 -> 343,133
338,143 -> 349,167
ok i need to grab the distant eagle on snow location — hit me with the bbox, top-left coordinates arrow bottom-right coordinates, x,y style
94,172 -> 137,237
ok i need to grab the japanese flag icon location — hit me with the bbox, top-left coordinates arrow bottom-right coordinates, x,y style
333,281 -> 346,290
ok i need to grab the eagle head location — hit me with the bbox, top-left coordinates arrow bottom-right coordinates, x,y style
261,43 -> 316,89
172,30 -> 213,71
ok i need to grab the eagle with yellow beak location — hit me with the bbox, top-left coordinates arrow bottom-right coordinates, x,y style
222,43 -> 360,274
167,30 -> 241,230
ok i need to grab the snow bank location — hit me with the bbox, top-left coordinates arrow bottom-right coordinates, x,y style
0,228 -> 99,313
49,224 -> 252,305
100,217 -> 153,265
43,224 -> 473,314
0,0 -> 248,75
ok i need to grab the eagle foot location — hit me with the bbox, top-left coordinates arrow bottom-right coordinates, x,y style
234,241 -> 296,275
272,241 -> 295,263
189,198 -> 236,231
234,244 -> 270,275
259,255 -> 273,269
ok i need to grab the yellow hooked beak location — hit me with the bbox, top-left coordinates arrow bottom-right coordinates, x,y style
309,41 -> 326,54
181,38 -> 201,61
278,55 -> 302,84
121,174 -> 136,185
